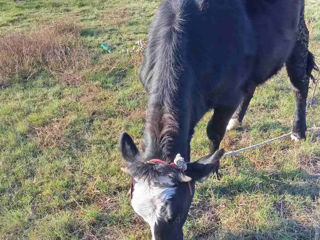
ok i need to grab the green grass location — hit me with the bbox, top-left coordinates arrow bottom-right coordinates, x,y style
0,0 -> 319,239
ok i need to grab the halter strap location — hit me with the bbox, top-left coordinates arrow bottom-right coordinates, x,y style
148,159 -> 176,167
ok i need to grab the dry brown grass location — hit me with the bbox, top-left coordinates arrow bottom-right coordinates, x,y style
79,83 -> 106,115
299,153 -> 320,175
0,21 -> 91,86
219,194 -> 271,235
104,8 -> 131,26
33,116 -> 74,148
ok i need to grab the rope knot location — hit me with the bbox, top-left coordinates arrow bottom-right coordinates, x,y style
174,153 -> 187,171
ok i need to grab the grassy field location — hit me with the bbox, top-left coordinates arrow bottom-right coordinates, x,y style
0,0 -> 319,239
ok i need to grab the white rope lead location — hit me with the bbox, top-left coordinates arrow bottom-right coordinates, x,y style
224,127 -> 320,158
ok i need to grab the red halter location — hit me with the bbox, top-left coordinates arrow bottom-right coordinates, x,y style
129,159 -> 193,199
148,159 -> 177,167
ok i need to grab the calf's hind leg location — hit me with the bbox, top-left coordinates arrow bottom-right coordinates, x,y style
227,83 -> 257,130
286,17 -> 315,141
207,106 -> 237,153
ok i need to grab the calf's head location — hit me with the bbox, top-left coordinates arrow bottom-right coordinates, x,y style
120,132 -> 224,240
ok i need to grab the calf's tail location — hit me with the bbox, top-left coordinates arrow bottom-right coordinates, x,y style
307,51 -> 319,83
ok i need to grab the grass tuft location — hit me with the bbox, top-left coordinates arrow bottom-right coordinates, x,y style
0,20 -> 91,86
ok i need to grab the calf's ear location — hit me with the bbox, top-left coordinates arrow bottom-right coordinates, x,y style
119,132 -> 139,163
185,149 -> 225,182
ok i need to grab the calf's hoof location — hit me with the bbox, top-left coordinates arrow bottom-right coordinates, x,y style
226,118 -> 241,131
290,132 -> 306,142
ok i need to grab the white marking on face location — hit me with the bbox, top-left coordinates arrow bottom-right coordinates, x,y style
131,179 -> 176,239
157,176 -> 174,186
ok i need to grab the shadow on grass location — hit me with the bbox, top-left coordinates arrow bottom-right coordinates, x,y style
190,220 -> 316,240
212,169 -> 320,200
80,28 -> 104,37
252,122 -> 291,134
86,68 -> 127,90
235,121 -> 291,134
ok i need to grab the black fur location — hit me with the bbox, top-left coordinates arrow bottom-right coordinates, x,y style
307,51 -> 319,82
121,1 -> 316,239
